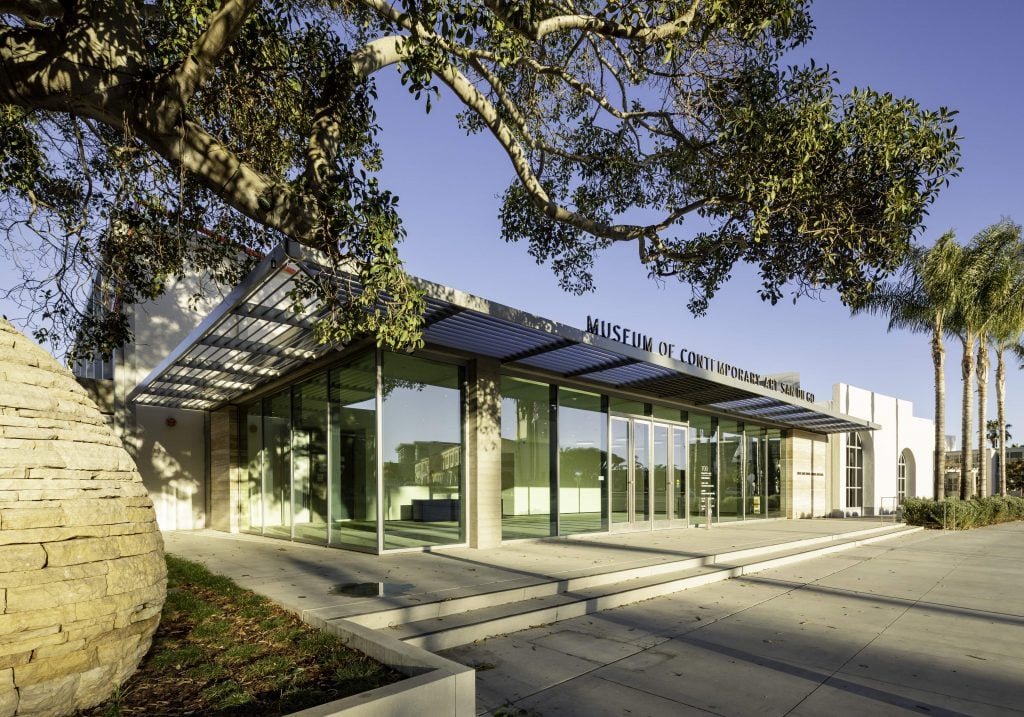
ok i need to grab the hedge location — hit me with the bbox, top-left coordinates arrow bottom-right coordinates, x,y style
902,495 -> 1024,529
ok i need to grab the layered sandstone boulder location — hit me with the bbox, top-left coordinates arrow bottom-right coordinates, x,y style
0,320 -> 166,717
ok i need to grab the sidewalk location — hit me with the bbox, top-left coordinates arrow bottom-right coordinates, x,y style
441,522 -> 1024,716
163,519 -> 895,620
160,520 -> 1024,716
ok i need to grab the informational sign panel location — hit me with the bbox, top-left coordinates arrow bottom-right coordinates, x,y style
699,464 -> 716,514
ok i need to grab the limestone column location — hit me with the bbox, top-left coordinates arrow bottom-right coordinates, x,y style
466,358 -> 502,549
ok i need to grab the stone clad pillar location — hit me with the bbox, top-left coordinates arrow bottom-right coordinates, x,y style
209,406 -> 239,533
467,358 -> 502,549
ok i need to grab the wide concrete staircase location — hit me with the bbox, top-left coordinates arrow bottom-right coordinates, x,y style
334,523 -> 921,652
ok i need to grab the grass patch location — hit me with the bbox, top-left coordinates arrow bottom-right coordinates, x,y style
77,554 -> 403,716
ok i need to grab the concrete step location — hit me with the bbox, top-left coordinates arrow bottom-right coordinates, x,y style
341,522 -> 920,651
335,522 -> 909,632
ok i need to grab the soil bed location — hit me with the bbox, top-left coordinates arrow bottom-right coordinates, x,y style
78,555 -> 403,717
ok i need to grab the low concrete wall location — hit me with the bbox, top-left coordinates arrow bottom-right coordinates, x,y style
292,614 -> 475,717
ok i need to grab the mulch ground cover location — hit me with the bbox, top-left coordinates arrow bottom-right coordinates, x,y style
77,555 -> 403,716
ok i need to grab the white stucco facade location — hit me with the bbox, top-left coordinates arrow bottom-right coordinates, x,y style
830,383 -> 934,516
115,276 -> 224,529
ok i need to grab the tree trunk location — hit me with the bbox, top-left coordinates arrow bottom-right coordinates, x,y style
960,333 -> 975,499
976,336 -> 989,497
997,347 -> 1007,496
933,314 -> 946,500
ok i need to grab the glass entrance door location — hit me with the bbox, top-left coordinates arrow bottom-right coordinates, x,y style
610,416 -> 686,531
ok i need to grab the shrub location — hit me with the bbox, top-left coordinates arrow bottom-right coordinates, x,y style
902,495 -> 1024,529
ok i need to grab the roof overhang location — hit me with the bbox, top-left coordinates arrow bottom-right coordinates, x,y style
130,242 -> 877,434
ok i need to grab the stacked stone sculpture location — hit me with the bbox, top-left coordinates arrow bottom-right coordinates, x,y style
0,320 -> 166,717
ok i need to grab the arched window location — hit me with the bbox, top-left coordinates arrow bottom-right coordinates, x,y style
846,432 -> 864,509
897,454 -> 907,502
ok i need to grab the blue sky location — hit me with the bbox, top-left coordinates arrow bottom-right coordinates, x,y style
367,0 -> 1024,448
2,1 -> 1022,447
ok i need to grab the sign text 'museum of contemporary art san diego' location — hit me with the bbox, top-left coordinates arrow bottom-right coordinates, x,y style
585,316 -> 815,403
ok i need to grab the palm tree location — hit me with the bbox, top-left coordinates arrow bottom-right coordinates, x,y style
961,222 -> 1022,497
986,229 -> 1024,496
850,231 -> 965,500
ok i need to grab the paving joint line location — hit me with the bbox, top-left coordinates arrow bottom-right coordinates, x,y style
782,531 -> 970,716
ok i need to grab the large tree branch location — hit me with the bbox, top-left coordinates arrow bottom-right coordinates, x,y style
305,35 -> 409,193
484,0 -> 700,42
167,0 -> 260,108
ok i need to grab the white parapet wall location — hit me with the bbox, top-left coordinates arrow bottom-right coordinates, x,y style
831,383 -> 935,515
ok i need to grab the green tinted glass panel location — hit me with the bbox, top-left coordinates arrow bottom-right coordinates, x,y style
382,353 -> 463,549
330,352 -> 378,551
500,377 -> 552,540
262,390 -> 291,539
241,401 -> 262,533
689,414 -> 716,526
653,423 -> 669,521
558,388 -> 606,534
718,420 -> 742,522
610,418 -> 629,524
292,374 -> 329,544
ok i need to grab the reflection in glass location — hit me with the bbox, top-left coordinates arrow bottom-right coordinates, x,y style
330,353 -> 377,550
653,405 -> 686,423
241,400 -> 263,533
633,420 -> 650,521
673,426 -> 687,523
382,352 -> 463,549
262,390 -> 292,538
689,414 -> 716,526
718,420 -> 742,521
652,423 -> 668,522
745,427 -> 766,519
610,418 -> 630,524
292,374 -> 329,544
500,378 -> 552,539
767,429 -> 783,517
558,388 -> 606,534
609,397 -> 647,416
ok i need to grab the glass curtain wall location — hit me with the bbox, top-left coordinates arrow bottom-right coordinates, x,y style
241,400 -> 263,533
744,427 -> 767,519
672,426 -> 687,524
558,388 -> 606,534
718,420 -> 743,522
292,374 -> 329,544
689,414 -> 717,526
262,390 -> 292,539
652,422 -> 669,523
766,429 -> 783,517
381,352 -> 464,549
239,348 -> 464,552
329,353 -> 377,550
610,417 -> 630,525
500,377 -> 552,539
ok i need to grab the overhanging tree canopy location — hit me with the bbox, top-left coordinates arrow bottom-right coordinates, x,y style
0,0 -> 960,357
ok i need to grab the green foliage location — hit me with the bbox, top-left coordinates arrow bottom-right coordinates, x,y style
1,0 -> 961,354
1008,461 -> 1024,493
902,495 -> 1024,529
987,419 -> 1012,449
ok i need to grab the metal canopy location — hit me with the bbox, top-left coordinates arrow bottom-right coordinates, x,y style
130,243 -> 876,433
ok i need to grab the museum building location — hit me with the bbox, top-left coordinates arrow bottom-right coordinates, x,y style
75,242 -> 933,553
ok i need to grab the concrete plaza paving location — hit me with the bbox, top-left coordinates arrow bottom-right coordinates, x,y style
163,520 -> 1024,716
441,522 -> 1024,716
